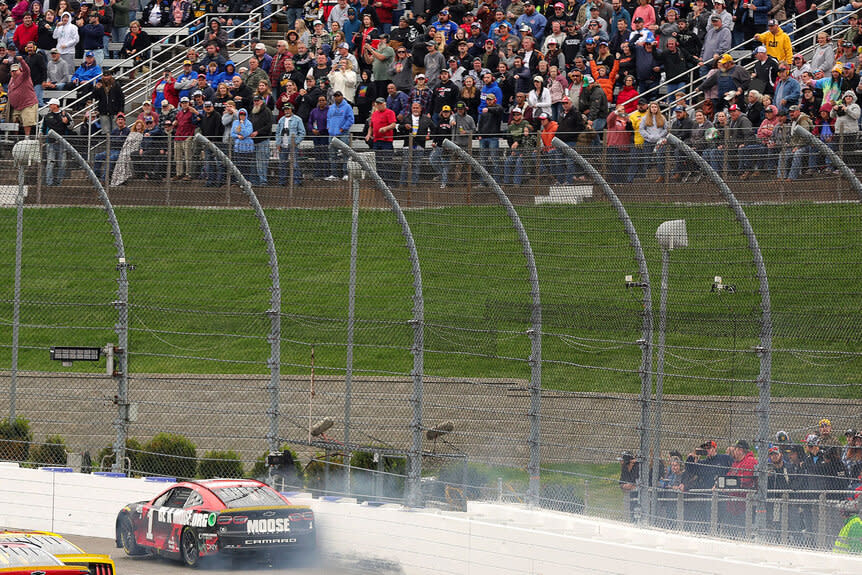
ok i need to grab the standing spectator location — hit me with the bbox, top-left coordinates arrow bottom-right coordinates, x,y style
701,53 -> 750,111
12,12 -> 37,52
269,40 -> 291,95
385,82 -> 409,121
326,90 -> 354,180
80,12 -> 106,66
249,94 -> 273,185
367,33 -> 395,94
136,115 -> 167,181
754,18 -> 792,66
475,91 -> 503,178
365,96 -> 397,181
307,97 -> 329,179
669,105 -> 696,180
22,42 -> 45,105
172,96 -> 199,180
429,104 -> 455,188
41,97 -> 72,186
389,43 -> 413,92
408,72 -> 432,115
198,100 -> 223,186
397,100 -> 432,185
112,0 -> 130,55
52,11 -> 78,68
504,106 -> 532,185
36,9 -> 58,52
111,119 -> 144,186
230,108 -> 255,184
7,56 -> 37,136
700,15 -> 731,76
329,59 -> 358,104
639,100 -> 668,182
94,113 -> 129,181
92,68 -> 125,135
751,46 -> 779,95
451,100 -> 476,148
777,104 -> 813,180
728,103 -> 756,177
773,64 -> 800,112
275,102 -> 305,186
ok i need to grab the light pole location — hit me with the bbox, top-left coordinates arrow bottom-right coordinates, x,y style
650,219 -> 687,522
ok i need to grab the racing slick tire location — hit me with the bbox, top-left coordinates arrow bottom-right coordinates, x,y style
180,528 -> 201,568
119,516 -> 146,556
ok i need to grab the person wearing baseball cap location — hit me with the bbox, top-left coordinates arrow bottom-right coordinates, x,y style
754,15 -> 793,66
504,105 -> 531,186
679,441 -> 732,495
429,103 -> 455,188
42,96 -> 74,185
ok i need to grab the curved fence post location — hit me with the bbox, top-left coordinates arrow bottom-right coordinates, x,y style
330,138 -> 426,508
46,130 -> 130,473
441,139 -> 543,505
551,138 -> 654,521
791,126 -> 862,198
194,134 -> 282,454
665,134 -> 773,536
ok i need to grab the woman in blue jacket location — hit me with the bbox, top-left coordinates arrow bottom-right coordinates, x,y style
230,107 -> 256,183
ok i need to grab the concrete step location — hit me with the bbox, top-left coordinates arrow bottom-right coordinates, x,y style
534,185 -> 593,205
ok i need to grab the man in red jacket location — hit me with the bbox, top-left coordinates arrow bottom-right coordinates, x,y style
172,96 -> 199,180
724,439 -> 758,533
366,96 -> 397,182
7,55 -> 37,136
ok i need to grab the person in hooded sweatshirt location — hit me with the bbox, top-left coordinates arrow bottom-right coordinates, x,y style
230,107 -> 255,182
52,11 -> 78,68
831,90 -> 861,170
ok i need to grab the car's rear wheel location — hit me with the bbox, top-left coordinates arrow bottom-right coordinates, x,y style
119,516 -> 145,556
180,528 -> 201,568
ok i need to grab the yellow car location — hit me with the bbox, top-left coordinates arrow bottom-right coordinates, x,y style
0,532 -> 115,575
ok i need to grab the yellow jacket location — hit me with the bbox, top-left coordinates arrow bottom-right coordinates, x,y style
755,29 -> 793,65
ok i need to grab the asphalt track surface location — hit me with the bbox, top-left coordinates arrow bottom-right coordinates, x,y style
58,533 -> 392,575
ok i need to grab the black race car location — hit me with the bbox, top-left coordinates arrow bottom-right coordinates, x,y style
115,478 -> 315,566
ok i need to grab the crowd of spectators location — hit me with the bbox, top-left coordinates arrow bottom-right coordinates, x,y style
619,419 -> 862,547
1,0 -> 861,187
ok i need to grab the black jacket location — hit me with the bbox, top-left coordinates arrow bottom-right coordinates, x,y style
92,83 -> 126,116
249,105 -> 273,143
198,109 -> 223,138
25,51 -> 47,86
398,114 -> 434,147
476,103 -> 503,136
42,110 -> 73,135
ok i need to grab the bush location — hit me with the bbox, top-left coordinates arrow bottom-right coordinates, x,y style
29,434 -> 67,466
198,450 -> 244,479
435,461 -> 492,501
95,438 -> 143,473
0,417 -> 33,462
138,433 -> 197,479
249,445 -> 304,486
349,449 -> 406,502
304,452 -> 345,495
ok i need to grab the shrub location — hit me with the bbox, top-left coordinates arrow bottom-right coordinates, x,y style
435,461 -> 492,501
349,449 -> 406,502
30,434 -> 67,466
198,450 -> 244,479
249,445 -> 304,485
0,417 -> 33,462
95,438 -> 143,474
304,452 -> 345,495
138,433 -> 197,479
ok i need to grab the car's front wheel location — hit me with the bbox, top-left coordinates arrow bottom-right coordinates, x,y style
119,516 -> 145,556
180,528 -> 201,568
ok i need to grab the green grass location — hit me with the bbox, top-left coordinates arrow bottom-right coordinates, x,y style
0,203 -> 858,398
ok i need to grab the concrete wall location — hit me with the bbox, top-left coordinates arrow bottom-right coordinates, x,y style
0,464 -> 859,575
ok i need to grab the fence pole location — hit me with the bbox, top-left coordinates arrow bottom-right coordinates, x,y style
665,133 -> 773,537
552,138 -> 653,521
442,139 -> 542,506
330,138 -> 425,507
46,130 -> 130,472
193,134 -> 282,453
9,161 -> 25,420
344,165 -> 360,497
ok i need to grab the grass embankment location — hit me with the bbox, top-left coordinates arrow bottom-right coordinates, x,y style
0,203 -> 856,398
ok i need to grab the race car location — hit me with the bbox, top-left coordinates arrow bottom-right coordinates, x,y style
0,540 -> 90,575
115,478 -> 315,566
0,531 -> 115,575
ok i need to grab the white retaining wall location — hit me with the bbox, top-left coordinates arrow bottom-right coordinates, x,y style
0,463 -> 859,575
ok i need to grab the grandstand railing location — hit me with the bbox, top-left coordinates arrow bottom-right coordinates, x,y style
619,1 -> 838,112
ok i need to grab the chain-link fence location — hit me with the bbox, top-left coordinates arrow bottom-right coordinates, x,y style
0,127 -> 860,552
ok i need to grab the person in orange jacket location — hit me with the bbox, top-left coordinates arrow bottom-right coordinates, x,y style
589,56 -> 620,103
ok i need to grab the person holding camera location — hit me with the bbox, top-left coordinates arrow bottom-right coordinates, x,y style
831,91 -> 860,165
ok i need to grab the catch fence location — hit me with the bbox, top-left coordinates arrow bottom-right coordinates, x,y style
0,129 -> 859,552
